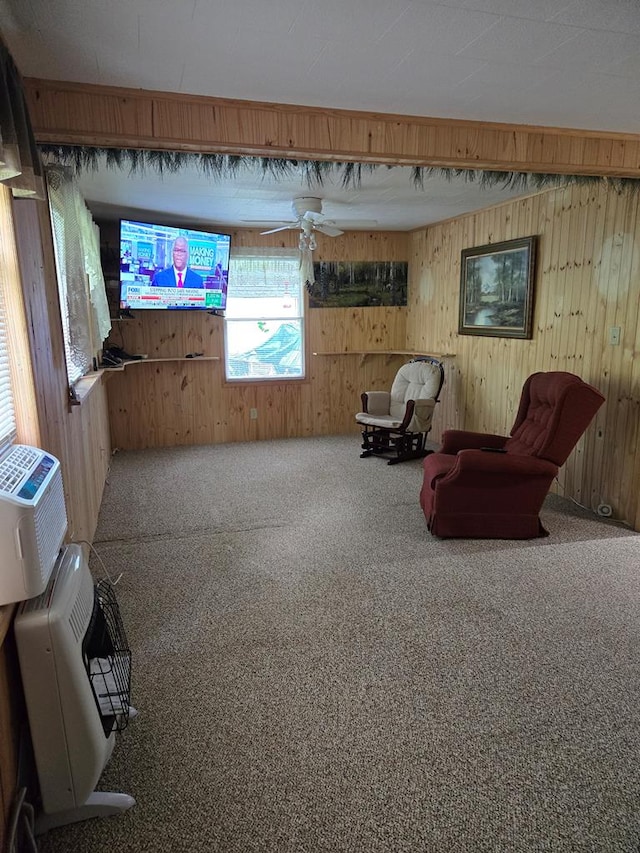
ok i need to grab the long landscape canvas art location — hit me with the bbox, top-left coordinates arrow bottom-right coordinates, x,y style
308,261 -> 408,308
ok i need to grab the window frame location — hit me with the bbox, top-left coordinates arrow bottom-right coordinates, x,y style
223,251 -> 308,384
0,189 -> 40,451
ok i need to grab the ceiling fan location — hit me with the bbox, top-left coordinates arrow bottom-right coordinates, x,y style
260,197 -> 344,238
244,197 -> 377,249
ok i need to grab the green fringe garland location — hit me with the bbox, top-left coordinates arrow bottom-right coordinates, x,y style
39,144 -> 640,195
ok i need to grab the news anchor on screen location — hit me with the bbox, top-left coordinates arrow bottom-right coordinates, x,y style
152,236 -> 204,288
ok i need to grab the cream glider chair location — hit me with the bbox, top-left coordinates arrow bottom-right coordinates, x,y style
356,357 -> 445,465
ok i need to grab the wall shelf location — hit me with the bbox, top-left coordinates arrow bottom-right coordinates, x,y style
102,356 -> 220,373
312,350 -> 455,365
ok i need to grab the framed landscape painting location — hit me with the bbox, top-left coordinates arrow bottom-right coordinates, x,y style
458,236 -> 537,339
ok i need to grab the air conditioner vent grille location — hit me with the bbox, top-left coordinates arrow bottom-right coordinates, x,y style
34,470 -> 67,585
0,445 -> 39,494
68,568 -> 94,643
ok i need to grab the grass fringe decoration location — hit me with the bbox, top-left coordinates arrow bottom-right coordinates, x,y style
39,144 -> 640,195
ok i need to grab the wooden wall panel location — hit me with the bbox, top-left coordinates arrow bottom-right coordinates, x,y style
104,229 -> 410,451
64,381 -> 112,542
12,199 -> 69,457
309,307 -> 407,354
12,199 -> 112,544
407,182 -> 640,529
105,306 -> 408,450
226,228 -> 409,259
25,79 -> 640,178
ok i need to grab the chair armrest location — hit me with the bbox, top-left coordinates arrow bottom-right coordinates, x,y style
440,430 -> 507,454
425,450 -> 560,535
454,449 -> 557,478
414,398 -> 436,414
411,398 -> 436,431
361,391 -> 391,416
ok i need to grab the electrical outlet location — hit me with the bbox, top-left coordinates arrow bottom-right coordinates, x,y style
609,326 -> 621,346
249,408 -> 258,420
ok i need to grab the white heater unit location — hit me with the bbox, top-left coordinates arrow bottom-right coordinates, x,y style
0,444 -> 67,605
15,543 -> 135,834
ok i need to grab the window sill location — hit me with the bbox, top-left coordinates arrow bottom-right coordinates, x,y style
224,375 -> 308,386
71,371 -> 105,405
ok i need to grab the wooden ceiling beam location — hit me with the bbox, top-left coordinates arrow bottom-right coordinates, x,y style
24,78 -> 640,178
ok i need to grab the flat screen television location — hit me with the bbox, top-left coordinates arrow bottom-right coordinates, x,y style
119,219 -> 231,311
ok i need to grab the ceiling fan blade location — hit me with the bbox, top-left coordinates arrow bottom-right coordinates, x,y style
260,224 -> 298,235
314,223 -> 344,237
305,210 -> 379,231
337,219 -> 379,228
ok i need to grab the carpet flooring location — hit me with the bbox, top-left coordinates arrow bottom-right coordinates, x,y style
36,436 -> 640,853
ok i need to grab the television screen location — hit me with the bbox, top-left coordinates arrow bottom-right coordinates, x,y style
119,219 -> 231,311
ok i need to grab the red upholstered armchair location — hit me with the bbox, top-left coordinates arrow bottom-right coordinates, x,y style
420,372 -> 605,539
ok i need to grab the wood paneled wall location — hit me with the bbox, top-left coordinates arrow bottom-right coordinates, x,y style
103,227 -> 411,450
407,182 -> 640,530
0,196 -> 113,850
12,199 -> 112,543
24,79 -> 640,178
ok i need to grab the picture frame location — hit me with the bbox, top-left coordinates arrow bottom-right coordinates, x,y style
458,236 -> 538,339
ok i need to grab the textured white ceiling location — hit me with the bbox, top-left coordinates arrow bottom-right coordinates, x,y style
1,0 -> 638,229
66,155 -> 532,232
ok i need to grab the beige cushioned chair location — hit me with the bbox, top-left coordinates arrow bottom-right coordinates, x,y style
356,357 -> 444,465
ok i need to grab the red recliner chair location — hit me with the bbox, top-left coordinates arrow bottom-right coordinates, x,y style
420,371 -> 605,539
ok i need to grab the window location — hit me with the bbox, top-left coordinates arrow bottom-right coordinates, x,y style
0,188 -> 41,451
225,250 -> 304,381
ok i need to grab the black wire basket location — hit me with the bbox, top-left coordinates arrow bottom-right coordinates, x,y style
84,580 -> 132,735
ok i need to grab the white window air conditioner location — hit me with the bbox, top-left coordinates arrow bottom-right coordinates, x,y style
0,444 -> 67,605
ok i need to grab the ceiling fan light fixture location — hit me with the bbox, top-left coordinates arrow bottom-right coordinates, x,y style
260,196 -> 351,243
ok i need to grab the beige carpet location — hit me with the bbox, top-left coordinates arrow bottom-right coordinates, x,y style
37,436 -> 640,853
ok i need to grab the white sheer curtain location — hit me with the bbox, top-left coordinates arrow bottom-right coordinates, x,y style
229,246 -> 303,288
47,165 -> 111,383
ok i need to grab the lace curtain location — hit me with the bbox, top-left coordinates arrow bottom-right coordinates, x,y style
47,166 -> 111,383
228,246 -> 302,297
